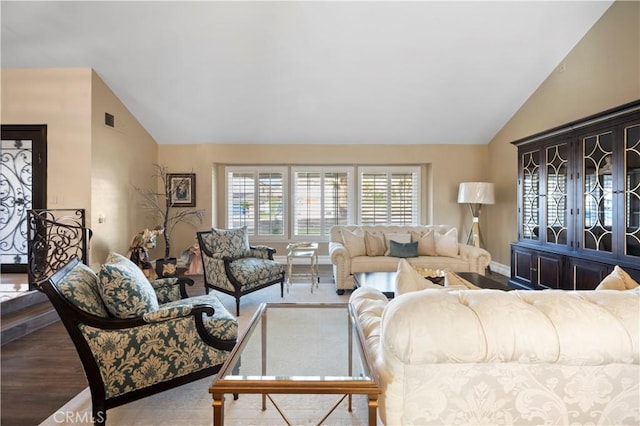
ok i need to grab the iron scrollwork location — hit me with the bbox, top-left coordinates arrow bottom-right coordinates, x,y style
27,209 -> 91,287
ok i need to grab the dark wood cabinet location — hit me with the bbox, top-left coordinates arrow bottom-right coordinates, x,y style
510,244 -> 564,290
510,101 -> 640,290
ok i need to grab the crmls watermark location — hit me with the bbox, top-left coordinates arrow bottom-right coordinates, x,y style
53,410 -> 105,424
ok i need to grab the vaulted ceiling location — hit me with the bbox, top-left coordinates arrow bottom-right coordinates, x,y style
1,1 -> 613,145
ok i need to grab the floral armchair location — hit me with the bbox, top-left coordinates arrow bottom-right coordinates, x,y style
38,253 -> 238,426
197,227 -> 285,315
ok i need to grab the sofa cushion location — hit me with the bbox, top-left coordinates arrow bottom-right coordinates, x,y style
98,252 -> 160,319
389,240 -> 418,258
395,258 -> 445,296
435,228 -> 459,257
596,266 -> 639,290
57,262 -> 110,318
384,232 -> 411,255
342,227 -> 366,257
364,230 -> 386,256
411,229 -> 437,256
206,226 -> 250,259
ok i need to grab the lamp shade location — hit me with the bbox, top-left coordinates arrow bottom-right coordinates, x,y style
457,182 -> 495,204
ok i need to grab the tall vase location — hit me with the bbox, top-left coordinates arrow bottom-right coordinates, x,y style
155,257 -> 177,278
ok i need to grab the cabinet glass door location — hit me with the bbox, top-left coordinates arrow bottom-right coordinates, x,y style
521,150 -> 540,240
545,143 -> 568,245
582,131 -> 614,253
625,124 -> 640,258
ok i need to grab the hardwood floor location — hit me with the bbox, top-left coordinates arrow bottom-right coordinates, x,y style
1,320 -> 87,425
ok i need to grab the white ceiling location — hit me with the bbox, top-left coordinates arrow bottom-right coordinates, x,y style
1,1 -> 613,145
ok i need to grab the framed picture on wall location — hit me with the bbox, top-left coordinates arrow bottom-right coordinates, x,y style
167,173 -> 196,207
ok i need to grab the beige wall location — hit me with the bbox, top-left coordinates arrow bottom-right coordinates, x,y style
158,144 -> 491,257
1,68 -> 93,210
487,0 -> 640,266
90,71 -> 159,267
1,68 -> 159,268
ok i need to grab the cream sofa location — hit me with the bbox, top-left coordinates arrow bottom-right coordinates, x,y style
329,225 -> 491,292
350,262 -> 640,425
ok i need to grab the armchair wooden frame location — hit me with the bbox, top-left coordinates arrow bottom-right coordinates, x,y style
197,231 -> 285,316
38,257 -> 237,425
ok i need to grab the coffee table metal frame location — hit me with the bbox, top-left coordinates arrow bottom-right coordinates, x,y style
209,302 -> 380,426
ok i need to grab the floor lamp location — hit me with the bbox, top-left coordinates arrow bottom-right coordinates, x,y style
457,182 -> 495,249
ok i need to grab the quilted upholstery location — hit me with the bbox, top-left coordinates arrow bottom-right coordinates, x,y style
350,286 -> 640,425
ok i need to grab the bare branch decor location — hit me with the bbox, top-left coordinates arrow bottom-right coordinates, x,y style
134,165 -> 204,260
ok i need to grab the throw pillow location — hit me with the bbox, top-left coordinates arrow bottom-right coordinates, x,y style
98,252 -> 160,319
435,228 -> 459,258
209,226 -> 250,259
384,232 -> 412,255
596,266 -> 640,290
389,240 -> 419,258
364,231 -> 386,256
342,227 -> 366,257
57,262 -> 110,318
395,259 -> 446,296
411,229 -> 437,256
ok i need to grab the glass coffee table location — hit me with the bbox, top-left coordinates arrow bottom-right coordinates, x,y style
209,303 -> 380,426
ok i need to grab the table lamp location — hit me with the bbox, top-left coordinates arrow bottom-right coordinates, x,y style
457,182 -> 495,248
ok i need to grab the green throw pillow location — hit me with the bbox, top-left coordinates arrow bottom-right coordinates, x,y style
97,252 -> 159,319
389,240 -> 419,258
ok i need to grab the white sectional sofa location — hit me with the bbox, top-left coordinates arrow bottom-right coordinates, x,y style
350,262 -> 640,425
329,224 -> 491,292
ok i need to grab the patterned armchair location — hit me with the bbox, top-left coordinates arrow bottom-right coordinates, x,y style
38,254 -> 238,426
197,227 -> 285,315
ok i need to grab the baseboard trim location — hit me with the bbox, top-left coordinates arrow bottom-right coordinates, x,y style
490,261 -> 509,277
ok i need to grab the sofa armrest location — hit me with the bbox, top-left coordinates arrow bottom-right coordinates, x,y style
249,245 -> 276,260
349,286 -> 393,416
150,277 -> 194,303
458,244 -> 491,274
329,241 -> 350,263
330,241 -> 353,290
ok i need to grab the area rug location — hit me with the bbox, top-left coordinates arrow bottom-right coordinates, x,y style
40,280 -> 373,425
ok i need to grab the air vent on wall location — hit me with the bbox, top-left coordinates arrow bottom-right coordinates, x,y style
105,113 -> 115,127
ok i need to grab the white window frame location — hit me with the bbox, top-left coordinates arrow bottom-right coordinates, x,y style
357,166 -> 421,225
223,164 -> 421,241
291,166 -> 354,240
225,166 -> 288,242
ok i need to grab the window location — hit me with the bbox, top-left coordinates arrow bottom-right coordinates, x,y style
293,168 -> 352,237
226,167 -> 286,237
225,165 -> 421,239
359,167 -> 420,225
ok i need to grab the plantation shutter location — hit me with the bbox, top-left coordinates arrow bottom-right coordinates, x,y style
293,170 -> 350,237
227,169 -> 285,236
359,167 -> 419,225
258,172 -> 284,236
